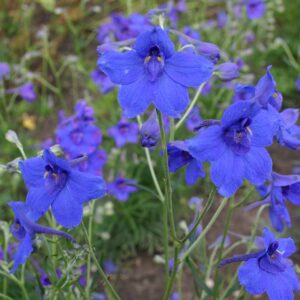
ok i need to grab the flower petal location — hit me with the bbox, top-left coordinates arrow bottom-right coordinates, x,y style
153,74 -> 189,117
244,147 -> 272,186
19,157 -> 45,188
165,52 -> 213,87
98,50 -> 143,85
185,159 -> 205,185
119,77 -> 153,118
286,183 -> 300,205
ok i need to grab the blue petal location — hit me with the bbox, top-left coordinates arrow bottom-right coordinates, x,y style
244,147 -> 272,186
167,142 -> 192,172
277,237 -> 296,258
26,187 -> 56,220
263,227 -> 276,247
67,170 -> 106,204
272,172 -> 300,187
134,27 -> 175,59
210,148 -> 245,196
280,109 -> 299,128
164,52 -> 213,87
11,233 -> 33,273
238,258 -> 265,295
185,159 -> 205,185
269,204 -> 290,232
19,157 -> 45,188
119,77 -> 153,118
98,50 -> 143,85
52,187 -> 83,228
286,183 -> 300,205
43,149 -> 70,172
187,125 -> 226,161
250,110 -> 274,147
153,74 -> 189,117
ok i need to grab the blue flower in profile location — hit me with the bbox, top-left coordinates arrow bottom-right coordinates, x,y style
214,62 -> 240,81
8,201 -> 75,273
248,172 -> 300,232
167,141 -> 205,186
219,227 -> 300,300
108,176 -> 137,202
19,149 -> 106,228
108,118 -> 139,148
7,82 -> 37,102
187,101 -> 273,196
90,68 -> 115,94
246,0 -> 266,20
98,26 -> 213,118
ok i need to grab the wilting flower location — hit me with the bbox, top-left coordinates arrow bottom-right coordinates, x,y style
187,101 -> 273,196
248,172 -> 300,232
108,118 -> 139,148
20,149 -> 106,228
108,176 -> 137,202
185,107 -> 202,132
246,0 -> 266,20
232,84 -> 255,102
90,68 -> 115,94
214,63 -> 240,81
0,62 -> 10,79
167,141 -> 205,186
219,227 -> 300,300
98,27 -> 213,118
7,82 -> 36,102
9,201 -> 75,272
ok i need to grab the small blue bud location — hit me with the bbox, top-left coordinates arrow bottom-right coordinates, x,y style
214,63 -> 240,81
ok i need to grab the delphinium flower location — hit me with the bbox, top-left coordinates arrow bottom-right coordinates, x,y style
98,26 -> 213,118
108,176 -> 137,202
7,82 -> 37,102
103,259 -> 118,274
90,68 -> 115,94
8,201 -> 75,272
0,62 -> 10,79
247,172 -> 300,232
19,149 -> 106,228
219,227 -> 300,300
232,84 -> 255,102
185,106 -> 202,132
217,11 -> 228,29
171,292 -> 180,300
296,78 -> 300,91
187,101 -> 273,196
246,0 -> 266,20
167,141 -> 205,186
108,117 -> 139,148
139,110 -> 169,149
31,259 -> 52,286
214,62 -> 240,81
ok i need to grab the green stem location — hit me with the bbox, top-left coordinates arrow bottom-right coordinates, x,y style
81,223 -> 121,300
180,197 -> 228,262
163,200 -> 170,284
157,110 -> 178,242
175,82 -> 206,132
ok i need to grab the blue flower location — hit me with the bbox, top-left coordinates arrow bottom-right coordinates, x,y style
103,259 -> 118,274
108,176 -> 137,202
296,78 -> 300,91
246,0 -> 266,20
167,141 -> 205,186
90,68 -> 115,94
8,201 -> 75,272
217,11 -> 228,29
108,118 -> 139,148
0,62 -> 10,79
219,227 -> 300,300
7,82 -> 36,102
98,27 -> 213,118
19,149 -> 106,228
232,84 -> 255,102
252,172 -> 300,232
214,62 -> 240,81
185,107 -> 202,132
139,110 -> 169,149
56,101 -> 102,158
187,101 -> 273,196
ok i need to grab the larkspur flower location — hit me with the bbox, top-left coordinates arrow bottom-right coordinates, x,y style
232,84 -> 255,102
246,0 -> 266,20
98,26 -> 213,118
108,176 -> 137,202
187,101 -> 273,196
0,62 -> 10,79
8,201 -> 75,272
214,62 -> 240,81
185,106 -> 202,132
32,259 -> 52,286
108,118 -> 139,148
90,68 -> 115,94
20,149 -> 106,228
167,141 -> 205,186
7,82 -> 37,102
217,11 -> 228,29
219,227 -> 300,300
103,259 -> 118,274
248,172 -> 300,232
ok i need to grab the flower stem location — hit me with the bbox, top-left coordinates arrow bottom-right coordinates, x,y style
175,82 -> 206,132
157,109 -> 178,242
81,222 -> 121,300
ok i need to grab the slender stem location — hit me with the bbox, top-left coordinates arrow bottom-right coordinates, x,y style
163,200 -> 169,284
180,186 -> 216,243
175,82 -> 206,131
137,116 -> 164,202
169,118 -> 175,141
81,223 -> 121,300
163,246 -> 179,300
157,110 -> 178,241
233,186 -> 256,209
180,197 -> 228,262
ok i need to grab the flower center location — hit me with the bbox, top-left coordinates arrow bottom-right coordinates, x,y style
44,164 -> 68,193
144,46 -> 164,82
